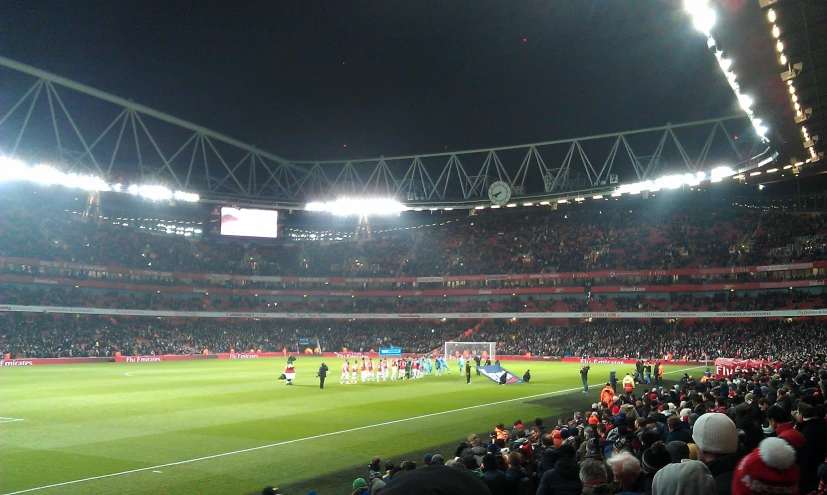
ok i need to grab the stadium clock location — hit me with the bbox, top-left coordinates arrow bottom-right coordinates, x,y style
488,181 -> 512,206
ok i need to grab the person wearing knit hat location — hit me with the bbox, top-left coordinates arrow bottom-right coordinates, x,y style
352,478 -> 370,495
777,428 -> 805,451
584,437 -> 603,460
588,412 -> 600,426
641,441 -> 673,493
430,454 -> 445,466
652,460 -> 716,495
692,412 -> 742,495
731,437 -> 798,495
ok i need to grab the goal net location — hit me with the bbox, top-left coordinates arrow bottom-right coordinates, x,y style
443,342 -> 496,362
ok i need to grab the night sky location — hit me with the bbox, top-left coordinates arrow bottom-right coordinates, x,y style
3,1 -> 740,161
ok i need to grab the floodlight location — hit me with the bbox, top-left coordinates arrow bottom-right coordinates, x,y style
173,191 -> 200,202
0,157 -> 30,182
776,40 -> 784,52
738,94 -> 753,112
772,25 -> 780,38
718,58 -> 732,71
685,0 -> 716,34
767,9 -> 776,23
780,54 -> 787,65
130,185 -> 173,201
306,198 -> 407,216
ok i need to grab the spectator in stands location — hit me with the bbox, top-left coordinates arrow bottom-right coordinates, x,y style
652,460 -> 716,495
796,402 -> 827,493
536,444 -> 581,495
692,413 -> 742,495
607,453 -> 643,493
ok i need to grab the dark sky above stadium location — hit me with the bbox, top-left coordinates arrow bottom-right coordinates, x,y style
3,1 -> 741,161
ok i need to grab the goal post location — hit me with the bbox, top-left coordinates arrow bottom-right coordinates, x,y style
443,342 -> 496,362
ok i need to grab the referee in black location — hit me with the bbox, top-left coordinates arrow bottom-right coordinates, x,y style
317,362 -> 329,389
465,359 -> 472,384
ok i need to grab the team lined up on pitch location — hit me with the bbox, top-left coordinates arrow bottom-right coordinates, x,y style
338,357 -> 460,384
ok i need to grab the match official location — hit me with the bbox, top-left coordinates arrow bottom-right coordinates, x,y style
465,359 -> 471,384
317,362 -> 329,389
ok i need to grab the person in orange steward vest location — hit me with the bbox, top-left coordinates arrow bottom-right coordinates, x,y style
600,383 -> 615,407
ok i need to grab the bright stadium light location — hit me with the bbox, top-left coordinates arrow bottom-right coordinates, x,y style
685,0 -> 716,34
710,166 -> 734,182
738,94 -> 754,112
0,157 -> 108,191
0,157 -> 30,181
173,191 -> 200,202
305,198 -> 408,216
128,184 -> 172,201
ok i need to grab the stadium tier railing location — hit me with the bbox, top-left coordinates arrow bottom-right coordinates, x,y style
1,269 -> 825,298
2,303 -> 826,319
1,256 -> 823,286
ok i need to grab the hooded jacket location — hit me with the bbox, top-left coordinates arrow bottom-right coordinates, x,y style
536,457 -> 582,495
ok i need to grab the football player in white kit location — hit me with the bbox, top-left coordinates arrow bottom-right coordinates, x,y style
341,360 -> 350,384
351,361 -> 358,384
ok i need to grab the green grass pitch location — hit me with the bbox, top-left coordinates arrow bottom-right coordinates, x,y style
0,358 -> 705,495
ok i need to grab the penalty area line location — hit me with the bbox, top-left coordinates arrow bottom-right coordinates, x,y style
1,364 -> 705,494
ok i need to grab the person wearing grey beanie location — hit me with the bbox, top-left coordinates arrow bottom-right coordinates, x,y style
652,460 -> 716,495
692,412 -> 742,495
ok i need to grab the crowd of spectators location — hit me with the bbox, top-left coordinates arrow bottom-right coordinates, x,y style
2,284 -> 825,315
2,194 -> 826,281
3,313 -> 825,363
337,360 -> 827,495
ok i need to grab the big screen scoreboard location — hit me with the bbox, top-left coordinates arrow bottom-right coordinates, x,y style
219,207 -> 278,238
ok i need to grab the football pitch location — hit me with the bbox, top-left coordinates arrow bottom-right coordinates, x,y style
0,358 -> 705,495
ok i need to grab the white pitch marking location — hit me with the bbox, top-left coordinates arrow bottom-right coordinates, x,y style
0,417 -> 24,424
151,471 -> 162,474
124,373 -> 133,377
1,365 -> 705,494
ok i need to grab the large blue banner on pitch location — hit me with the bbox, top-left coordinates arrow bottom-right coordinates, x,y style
379,347 -> 402,356
477,365 -> 524,385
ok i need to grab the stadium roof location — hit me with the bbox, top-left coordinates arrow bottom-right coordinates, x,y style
712,0 -> 825,167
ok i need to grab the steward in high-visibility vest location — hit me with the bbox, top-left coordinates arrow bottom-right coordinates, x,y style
600,383 -> 615,407
622,373 -> 635,394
